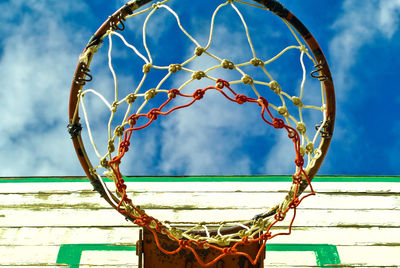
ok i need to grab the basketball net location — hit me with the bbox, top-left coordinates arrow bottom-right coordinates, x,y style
68,0 -> 335,266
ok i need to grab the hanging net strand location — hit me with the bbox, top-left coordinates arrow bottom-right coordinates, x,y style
68,0 -> 335,266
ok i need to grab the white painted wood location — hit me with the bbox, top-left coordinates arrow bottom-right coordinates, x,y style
0,245 -> 60,266
1,180 -> 400,194
1,226 -> 399,246
0,182 -> 93,193
80,250 -> 138,266
264,251 -> 316,266
1,208 -> 399,227
1,191 -> 399,209
1,177 -> 399,267
80,250 -> 315,266
337,246 -> 400,267
1,245 -> 400,267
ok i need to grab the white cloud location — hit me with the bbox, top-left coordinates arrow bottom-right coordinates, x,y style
156,20 -> 271,175
325,0 -> 400,174
0,1 -> 92,176
0,1 -> 355,177
263,132 -> 296,175
159,89 -> 260,175
141,12 -> 261,175
145,3 -> 324,176
329,0 -> 400,97
378,0 -> 400,38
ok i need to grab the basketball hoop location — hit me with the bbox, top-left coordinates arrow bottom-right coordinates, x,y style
68,0 -> 335,266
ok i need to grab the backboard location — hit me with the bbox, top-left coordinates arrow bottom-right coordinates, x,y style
1,176 -> 399,267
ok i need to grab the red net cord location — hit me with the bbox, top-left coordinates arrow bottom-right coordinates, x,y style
107,79 -> 314,266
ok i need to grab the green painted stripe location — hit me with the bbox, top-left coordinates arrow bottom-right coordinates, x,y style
0,176 -> 399,183
313,176 -> 400,183
266,244 -> 341,266
56,243 -> 341,267
123,176 -> 293,182
56,244 -> 135,268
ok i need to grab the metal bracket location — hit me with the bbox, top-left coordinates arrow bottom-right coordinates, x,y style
310,60 -> 328,81
110,13 -> 126,31
315,119 -> 333,138
136,229 -> 143,268
75,62 -> 92,86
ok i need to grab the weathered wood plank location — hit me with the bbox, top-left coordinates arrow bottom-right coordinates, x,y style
1,208 -> 399,227
1,191 -> 399,210
78,249 -> 317,267
0,245 -> 60,266
1,245 -> 399,267
337,246 -> 400,267
1,226 -> 399,247
1,180 -> 400,194
1,177 -> 399,267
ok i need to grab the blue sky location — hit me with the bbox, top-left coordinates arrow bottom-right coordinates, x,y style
0,0 -> 399,177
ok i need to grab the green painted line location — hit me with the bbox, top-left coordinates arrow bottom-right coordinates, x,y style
266,244 -> 341,267
0,175 -> 399,183
56,244 -> 136,268
122,176 -> 294,182
313,176 -> 400,183
56,243 -> 341,267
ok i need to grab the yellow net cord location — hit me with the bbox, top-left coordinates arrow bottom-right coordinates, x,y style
70,0 -> 330,266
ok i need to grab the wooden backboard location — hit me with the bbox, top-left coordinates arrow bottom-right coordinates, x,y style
1,176 -> 399,267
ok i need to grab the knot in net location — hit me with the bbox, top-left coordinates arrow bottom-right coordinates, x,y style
144,88 -> 157,100
193,89 -> 205,100
295,155 -> 304,167
114,126 -> 125,137
241,236 -> 251,245
289,197 -> 301,209
272,118 -> 285,129
235,94 -> 248,104
119,140 -> 130,152
136,214 -> 154,227
241,74 -> 254,85
216,78 -> 230,89
269,80 -> 281,94
257,96 -> 269,107
179,239 -> 192,248
167,88 -> 180,98
292,174 -> 303,184
274,211 -> 285,222
222,59 -> 235,69
223,247 -> 238,255
195,46 -> 206,56
168,63 -> 182,73
192,70 -> 207,80
250,57 -> 265,67
147,108 -> 160,120
127,114 -> 137,126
